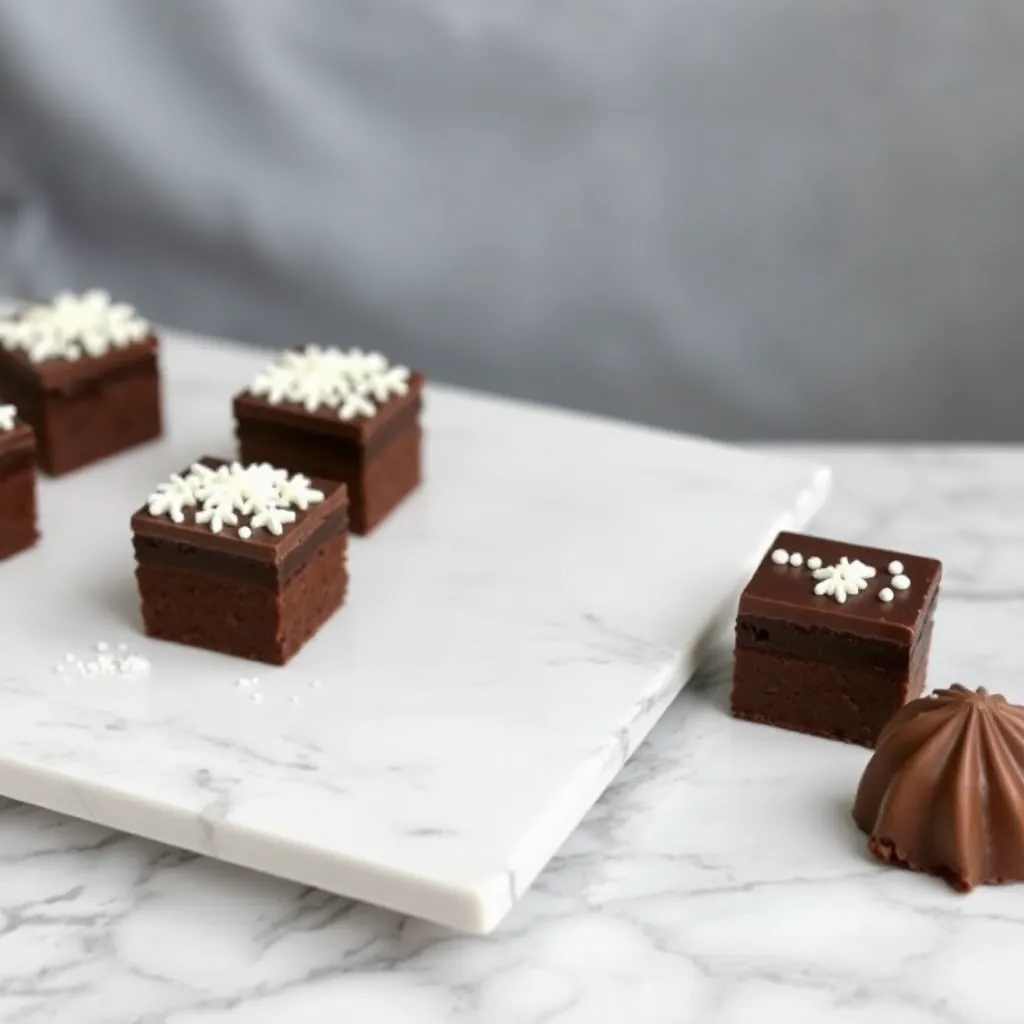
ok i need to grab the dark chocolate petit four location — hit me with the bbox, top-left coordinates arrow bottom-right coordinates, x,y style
0,404 -> 38,560
132,458 -> 348,665
234,346 -> 423,534
0,290 -> 162,475
731,531 -> 942,747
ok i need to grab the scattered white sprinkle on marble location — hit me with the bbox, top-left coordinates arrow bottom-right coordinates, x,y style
310,679 -> 322,690
888,560 -> 904,575
879,587 -> 895,603
789,552 -> 804,567
249,345 -> 411,422
235,676 -> 259,689
0,290 -> 150,363
60,643 -> 150,679
892,574 -> 911,591
771,548 -> 789,565
0,404 -> 17,432
238,526 -> 252,540
289,695 -> 301,705
806,555 -> 822,571
250,693 -> 264,705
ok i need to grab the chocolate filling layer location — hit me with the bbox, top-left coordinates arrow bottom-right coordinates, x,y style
133,506 -> 348,587
0,449 -> 35,477
736,593 -> 938,672
236,400 -> 420,458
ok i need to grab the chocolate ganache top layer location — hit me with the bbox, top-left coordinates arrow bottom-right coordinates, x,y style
853,685 -> 1024,891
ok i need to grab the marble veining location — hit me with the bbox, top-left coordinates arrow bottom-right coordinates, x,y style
0,329 -> 827,939
0,445 -> 1020,1022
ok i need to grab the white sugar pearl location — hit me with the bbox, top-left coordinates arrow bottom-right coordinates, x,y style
878,587 -> 894,603
806,555 -> 822,570
250,693 -> 263,705
789,552 -> 804,567
888,560 -> 904,575
238,526 -> 252,540
771,548 -> 789,565
891,574 -> 911,591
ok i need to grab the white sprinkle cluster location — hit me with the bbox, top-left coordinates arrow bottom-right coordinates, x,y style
147,461 -> 325,536
0,404 -> 16,432
768,544 -> 914,606
249,345 -> 411,421
812,557 -> 876,604
0,290 -> 150,363
55,641 -> 150,679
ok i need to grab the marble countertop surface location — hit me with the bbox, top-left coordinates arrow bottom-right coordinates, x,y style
2,445 -> 1019,1024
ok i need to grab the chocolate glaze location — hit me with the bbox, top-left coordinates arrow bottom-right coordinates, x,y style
232,370 -> 425,446
853,685 -> 1024,890
134,506 -> 348,587
736,590 -> 939,671
130,457 -> 348,568
739,531 -> 942,645
0,333 -> 160,391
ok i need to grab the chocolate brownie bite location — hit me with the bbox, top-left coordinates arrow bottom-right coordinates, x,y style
131,458 -> 349,665
731,530 -> 942,747
233,346 -> 424,534
0,404 -> 39,561
0,290 -> 163,475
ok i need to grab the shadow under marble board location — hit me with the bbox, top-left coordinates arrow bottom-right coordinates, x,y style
0,328 -> 830,933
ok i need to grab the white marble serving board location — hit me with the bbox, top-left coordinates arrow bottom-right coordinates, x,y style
0,330 -> 829,933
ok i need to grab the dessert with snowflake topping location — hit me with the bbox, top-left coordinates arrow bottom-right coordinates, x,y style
233,345 -> 424,534
0,404 -> 39,560
131,458 -> 349,664
731,530 -> 942,747
0,290 -> 162,475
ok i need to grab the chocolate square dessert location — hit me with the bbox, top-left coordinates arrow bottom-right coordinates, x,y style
0,290 -> 163,475
731,530 -> 942,747
131,458 -> 349,665
233,346 -> 423,534
0,404 -> 39,561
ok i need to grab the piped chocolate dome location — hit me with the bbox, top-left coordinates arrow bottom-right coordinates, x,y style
853,685 -> 1024,891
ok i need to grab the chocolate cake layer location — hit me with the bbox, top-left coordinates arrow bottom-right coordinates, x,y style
137,532 -> 348,665
0,422 -> 38,561
732,622 -> 933,747
133,505 -> 348,586
0,469 -> 38,558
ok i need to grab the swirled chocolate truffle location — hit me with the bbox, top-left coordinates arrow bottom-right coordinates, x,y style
853,685 -> 1024,891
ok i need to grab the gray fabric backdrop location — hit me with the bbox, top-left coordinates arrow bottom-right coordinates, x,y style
1,0 -> 1022,440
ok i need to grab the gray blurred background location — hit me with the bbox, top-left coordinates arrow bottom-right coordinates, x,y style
1,0 -> 1022,440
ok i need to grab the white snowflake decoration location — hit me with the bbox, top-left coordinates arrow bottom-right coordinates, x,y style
0,290 -> 150,363
146,462 -> 325,536
249,345 -> 411,421
812,557 -> 877,604
0,404 -> 16,432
